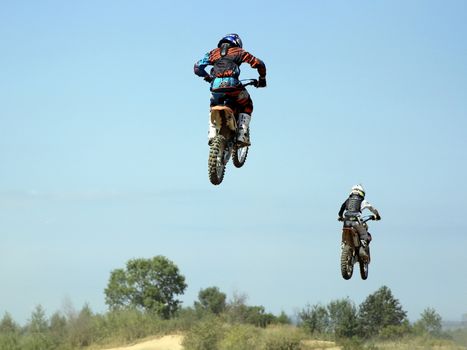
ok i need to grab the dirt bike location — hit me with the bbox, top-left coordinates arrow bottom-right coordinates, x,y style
208,79 -> 258,185
340,215 -> 376,280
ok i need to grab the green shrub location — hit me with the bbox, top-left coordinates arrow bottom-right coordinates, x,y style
261,326 -> 304,350
182,316 -> 225,350
378,321 -> 411,340
90,308 -> 170,345
0,333 -> 21,350
20,333 -> 55,350
168,307 -> 202,332
219,324 -> 261,350
449,327 -> 467,347
336,337 -> 365,350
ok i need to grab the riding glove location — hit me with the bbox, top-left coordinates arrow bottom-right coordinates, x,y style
257,77 -> 267,87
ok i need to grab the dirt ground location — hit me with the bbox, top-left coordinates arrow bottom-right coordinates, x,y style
103,335 -> 184,350
102,336 -> 344,350
102,335 -> 341,350
302,339 -> 341,349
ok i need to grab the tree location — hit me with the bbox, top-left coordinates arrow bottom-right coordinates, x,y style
104,255 -> 187,319
49,312 -> 68,349
299,303 -> 329,335
0,312 -> 20,350
327,298 -> 358,338
414,308 -> 442,336
0,313 -> 19,334
222,292 -> 277,327
242,306 -> 276,328
357,286 -> 407,338
225,291 -> 249,324
195,287 -> 226,315
22,305 -> 54,350
276,311 -> 292,325
28,305 -> 49,334
68,304 -> 95,347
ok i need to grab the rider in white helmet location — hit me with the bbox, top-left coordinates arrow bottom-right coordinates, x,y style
338,184 -> 381,257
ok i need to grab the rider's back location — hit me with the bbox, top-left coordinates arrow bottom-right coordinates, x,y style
208,46 -> 265,92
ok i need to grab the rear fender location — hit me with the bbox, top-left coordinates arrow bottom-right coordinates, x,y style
342,228 -> 359,248
210,106 -> 237,132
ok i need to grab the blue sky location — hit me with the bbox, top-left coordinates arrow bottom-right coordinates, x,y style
1,0 -> 466,324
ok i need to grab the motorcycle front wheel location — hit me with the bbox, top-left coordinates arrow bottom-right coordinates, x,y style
232,144 -> 249,168
340,246 -> 354,280
208,135 -> 227,185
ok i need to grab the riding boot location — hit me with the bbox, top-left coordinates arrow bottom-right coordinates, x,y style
208,118 -> 217,145
237,113 -> 251,146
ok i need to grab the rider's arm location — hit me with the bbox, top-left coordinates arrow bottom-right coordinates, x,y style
338,199 -> 348,219
361,200 -> 381,219
241,50 -> 266,78
194,52 -> 212,78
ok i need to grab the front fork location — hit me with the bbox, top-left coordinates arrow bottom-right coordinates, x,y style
222,142 -> 233,164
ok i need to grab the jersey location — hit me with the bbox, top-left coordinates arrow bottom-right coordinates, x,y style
338,196 -> 380,219
194,46 -> 266,92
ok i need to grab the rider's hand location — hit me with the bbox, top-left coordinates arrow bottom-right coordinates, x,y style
257,77 -> 267,88
204,75 -> 213,83
374,214 -> 381,221
338,217 -> 344,222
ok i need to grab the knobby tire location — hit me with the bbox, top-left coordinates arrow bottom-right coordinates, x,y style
359,246 -> 369,280
208,135 -> 226,185
340,246 -> 353,280
232,144 -> 249,168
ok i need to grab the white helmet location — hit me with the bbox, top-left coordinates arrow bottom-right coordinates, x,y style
351,184 -> 365,197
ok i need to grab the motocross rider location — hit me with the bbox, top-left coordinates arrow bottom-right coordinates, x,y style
338,185 -> 381,258
194,33 -> 267,146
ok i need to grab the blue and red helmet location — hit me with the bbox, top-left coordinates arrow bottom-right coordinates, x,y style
218,33 -> 243,48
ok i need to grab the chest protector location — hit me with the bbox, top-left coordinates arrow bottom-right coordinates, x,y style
211,45 -> 241,79
211,57 -> 240,78
346,194 -> 363,215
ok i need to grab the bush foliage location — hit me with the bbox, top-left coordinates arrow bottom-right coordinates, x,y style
104,256 -> 187,319
1,256 -> 464,350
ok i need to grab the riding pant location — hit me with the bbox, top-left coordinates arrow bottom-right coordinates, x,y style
344,219 -> 370,242
210,88 -> 253,115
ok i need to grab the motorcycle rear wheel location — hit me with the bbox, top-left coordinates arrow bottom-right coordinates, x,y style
340,246 -> 354,280
359,246 -> 370,280
208,135 -> 227,185
232,144 -> 249,168
359,260 -> 369,280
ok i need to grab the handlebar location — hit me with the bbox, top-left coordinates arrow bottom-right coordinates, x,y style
204,77 -> 259,87
339,215 -> 377,223
361,215 -> 377,223
240,79 -> 259,87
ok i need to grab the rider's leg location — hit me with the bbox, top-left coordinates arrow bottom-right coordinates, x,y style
208,116 -> 217,145
354,222 -> 370,259
208,93 -> 223,144
355,222 -> 370,242
237,113 -> 251,146
235,89 -> 253,146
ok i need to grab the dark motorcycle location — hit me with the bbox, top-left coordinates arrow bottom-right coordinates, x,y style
340,215 -> 376,280
208,79 -> 258,185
